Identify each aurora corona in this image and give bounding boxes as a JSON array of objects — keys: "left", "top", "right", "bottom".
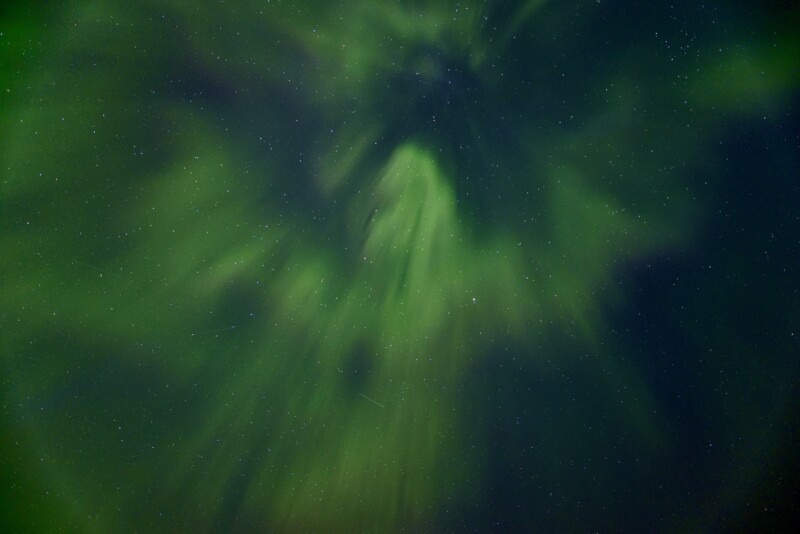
[{"left": 1, "top": 1, "right": 798, "bottom": 531}]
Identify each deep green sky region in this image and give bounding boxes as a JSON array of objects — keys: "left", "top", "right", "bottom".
[{"left": 2, "top": 1, "right": 799, "bottom": 532}]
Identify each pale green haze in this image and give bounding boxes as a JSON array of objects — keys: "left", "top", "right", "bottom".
[{"left": 2, "top": 1, "right": 798, "bottom": 531}]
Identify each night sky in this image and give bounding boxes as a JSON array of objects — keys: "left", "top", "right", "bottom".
[{"left": 2, "top": 1, "right": 799, "bottom": 532}]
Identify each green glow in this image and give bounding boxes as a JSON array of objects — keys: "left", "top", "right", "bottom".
[{"left": 2, "top": 1, "right": 798, "bottom": 531}]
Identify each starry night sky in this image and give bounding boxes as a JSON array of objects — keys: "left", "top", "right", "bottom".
[{"left": 2, "top": 1, "right": 799, "bottom": 532}]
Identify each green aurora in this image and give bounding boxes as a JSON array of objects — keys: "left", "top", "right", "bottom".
[{"left": 2, "top": 1, "right": 799, "bottom": 531}]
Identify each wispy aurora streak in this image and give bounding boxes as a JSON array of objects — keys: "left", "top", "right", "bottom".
[{"left": 1, "top": 0, "right": 798, "bottom": 531}]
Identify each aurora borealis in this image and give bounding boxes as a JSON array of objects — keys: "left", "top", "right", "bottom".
[{"left": 2, "top": 1, "right": 799, "bottom": 531}]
